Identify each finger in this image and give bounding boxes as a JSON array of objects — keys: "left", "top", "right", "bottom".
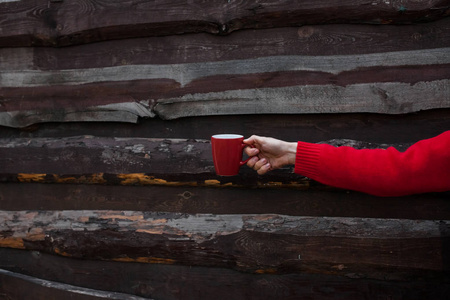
[
  {"left": 246, "top": 156, "right": 259, "bottom": 168},
  {"left": 254, "top": 158, "right": 267, "bottom": 170},
  {"left": 257, "top": 163, "right": 271, "bottom": 175},
  {"left": 244, "top": 146, "right": 259, "bottom": 156}
]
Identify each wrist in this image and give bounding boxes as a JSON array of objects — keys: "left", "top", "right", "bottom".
[{"left": 286, "top": 142, "right": 298, "bottom": 165}]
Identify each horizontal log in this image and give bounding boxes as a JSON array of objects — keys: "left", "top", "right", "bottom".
[
  {"left": 3, "top": 19, "right": 450, "bottom": 71},
  {"left": 0, "top": 136, "right": 213, "bottom": 175},
  {"left": 0, "top": 136, "right": 414, "bottom": 186},
  {"left": 1, "top": 48, "right": 449, "bottom": 127},
  {"left": 0, "top": 210, "right": 448, "bottom": 279},
  {"left": 0, "top": 269, "right": 149, "bottom": 300},
  {"left": 1, "top": 0, "right": 448, "bottom": 47},
  {"left": 1, "top": 249, "right": 448, "bottom": 300}
]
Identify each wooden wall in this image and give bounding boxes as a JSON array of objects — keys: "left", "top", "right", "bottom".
[{"left": 1, "top": 0, "right": 449, "bottom": 299}]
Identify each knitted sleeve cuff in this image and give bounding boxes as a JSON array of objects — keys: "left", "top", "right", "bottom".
[{"left": 294, "top": 141, "right": 322, "bottom": 179}]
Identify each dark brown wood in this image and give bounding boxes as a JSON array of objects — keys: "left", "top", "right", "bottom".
[
  {"left": 1, "top": 183, "right": 449, "bottom": 219},
  {"left": 0, "top": 269, "right": 149, "bottom": 300},
  {"left": 2, "top": 249, "right": 448, "bottom": 300},
  {"left": 1, "top": 210, "right": 448, "bottom": 280},
  {"left": 1, "top": 110, "right": 449, "bottom": 145},
  {"left": 2, "top": 19, "right": 449, "bottom": 71},
  {"left": 0, "top": 136, "right": 213, "bottom": 175},
  {"left": 1, "top": 0, "right": 448, "bottom": 47}
]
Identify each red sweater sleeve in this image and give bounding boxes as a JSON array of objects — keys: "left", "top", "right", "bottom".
[{"left": 294, "top": 131, "right": 450, "bottom": 197}]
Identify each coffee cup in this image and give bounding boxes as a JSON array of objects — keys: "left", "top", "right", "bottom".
[{"left": 211, "top": 134, "right": 252, "bottom": 176}]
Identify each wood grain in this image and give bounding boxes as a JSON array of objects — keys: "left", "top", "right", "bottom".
[
  {"left": 154, "top": 79, "right": 450, "bottom": 119},
  {"left": 2, "top": 249, "right": 448, "bottom": 300},
  {"left": 1, "top": 210, "right": 448, "bottom": 279},
  {"left": 1, "top": 47, "right": 449, "bottom": 127},
  {"left": 3, "top": 48, "right": 448, "bottom": 88},
  {"left": 1, "top": 0, "right": 448, "bottom": 47},
  {"left": 2, "top": 18, "right": 450, "bottom": 71},
  {"left": 0, "top": 136, "right": 213, "bottom": 175}
]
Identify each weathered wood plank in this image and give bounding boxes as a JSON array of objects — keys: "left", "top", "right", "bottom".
[
  {"left": 0, "top": 210, "right": 448, "bottom": 279},
  {"left": 1, "top": 48, "right": 449, "bottom": 127},
  {"left": 1, "top": 64, "right": 448, "bottom": 111},
  {"left": 2, "top": 249, "right": 448, "bottom": 300},
  {"left": 2, "top": 78, "right": 449, "bottom": 127},
  {"left": 154, "top": 79, "right": 450, "bottom": 120},
  {"left": 0, "top": 136, "right": 213, "bottom": 175},
  {"left": 1, "top": 0, "right": 448, "bottom": 47},
  {"left": 3, "top": 48, "right": 448, "bottom": 88},
  {"left": 1, "top": 183, "right": 449, "bottom": 219},
  {"left": 0, "top": 269, "right": 149, "bottom": 300},
  {"left": 3, "top": 19, "right": 450, "bottom": 71}
]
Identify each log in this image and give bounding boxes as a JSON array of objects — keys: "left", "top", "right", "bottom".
[
  {"left": 2, "top": 249, "right": 448, "bottom": 300},
  {"left": 1, "top": 0, "right": 448, "bottom": 47},
  {"left": 0, "top": 210, "right": 448, "bottom": 280},
  {"left": 0, "top": 136, "right": 416, "bottom": 186},
  {"left": 0, "top": 136, "right": 213, "bottom": 176}
]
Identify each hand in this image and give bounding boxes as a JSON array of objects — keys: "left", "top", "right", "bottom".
[{"left": 243, "top": 135, "right": 297, "bottom": 175}]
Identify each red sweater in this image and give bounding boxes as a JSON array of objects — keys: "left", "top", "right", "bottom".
[{"left": 294, "top": 131, "right": 450, "bottom": 197}]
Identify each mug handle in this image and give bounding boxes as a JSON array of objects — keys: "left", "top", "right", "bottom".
[{"left": 239, "top": 143, "right": 255, "bottom": 166}]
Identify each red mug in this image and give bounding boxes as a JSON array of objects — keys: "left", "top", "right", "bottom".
[{"left": 211, "top": 134, "right": 252, "bottom": 176}]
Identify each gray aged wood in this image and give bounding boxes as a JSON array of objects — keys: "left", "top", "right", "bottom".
[
  {"left": 3, "top": 48, "right": 448, "bottom": 87},
  {"left": 1, "top": 48, "right": 449, "bottom": 127},
  {"left": 1, "top": 210, "right": 448, "bottom": 278},
  {"left": 3, "top": 210, "right": 447, "bottom": 240},
  {"left": 154, "top": 80, "right": 450, "bottom": 119}
]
